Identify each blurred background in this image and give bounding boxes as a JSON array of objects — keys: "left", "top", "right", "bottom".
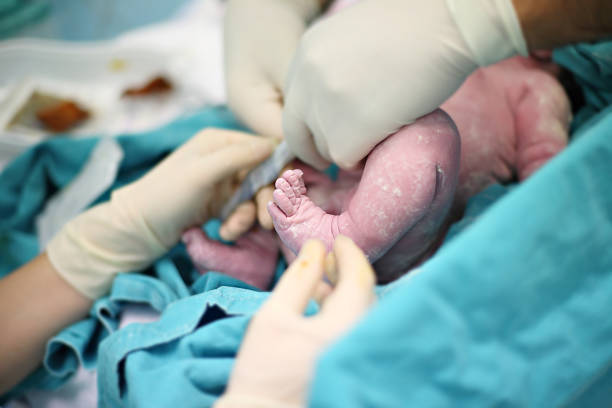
[{"left": 0, "top": 0, "right": 227, "bottom": 170}]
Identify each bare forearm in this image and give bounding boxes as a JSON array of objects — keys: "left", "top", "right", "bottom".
[
  {"left": 0, "top": 253, "right": 91, "bottom": 395},
  {"left": 513, "top": 0, "right": 612, "bottom": 49}
]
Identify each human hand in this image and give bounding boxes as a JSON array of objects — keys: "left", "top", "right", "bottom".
[
  {"left": 46, "top": 129, "right": 274, "bottom": 299},
  {"left": 224, "top": 0, "right": 322, "bottom": 139},
  {"left": 219, "top": 186, "right": 275, "bottom": 241},
  {"left": 283, "top": 0, "right": 527, "bottom": 169},
  {"left": 220, "top": 161, "right": 299, "bottom": 241},
  {"left": 215, "top": 236, "right": 376, "bottom": 408}
]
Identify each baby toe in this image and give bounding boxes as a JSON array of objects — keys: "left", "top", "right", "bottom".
[
  {"left": 273, "top": 188, "right": 296, "bottom": 216},
  {"left": 267, "top": 201, "right": 291, "bottom": 229}
]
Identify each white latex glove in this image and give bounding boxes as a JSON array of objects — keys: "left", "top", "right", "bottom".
[
  {"left": 215, "top": 236, "right": 376, "bottom": 408},
  {"left": 219, "top": 163, "right": 293, "bottom": 241},
  {"left": 283, "top": 0, "right": 528, "bottom": 169},
  {"left": 46, "top": 129, "right": 274, "bottom": 299},
  {"left": 224, "top": 0, "right": 322, "bottom": 139},
  {"left": 219, "top": 185, "right": 276, "bottom": 241}
]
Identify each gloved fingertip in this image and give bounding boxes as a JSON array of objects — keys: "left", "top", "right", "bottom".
[
  {"left": 324, "top": 252, "right": 338, "bottom": 285},
  {"left": 333, "top": 234, "right": 353, "bottom": 247},
  {"left": 307, "top": 156, "right": 332, "bottom": 171},
  {"left": 219, "top": 225, "right": 235, "bottom": 242},
  {"left": 258, "top": 209, "right": 274, "bottom": 230},
  {"left": 299, "top": 239, "right": 326, "bottom": 258},
  {"left": 334, "top": 156, "right": 362, "bottom": 171}
]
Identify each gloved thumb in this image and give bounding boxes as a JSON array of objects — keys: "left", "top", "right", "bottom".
[{"left": 204, "top": 138, "right": 276, "bottom": 181}]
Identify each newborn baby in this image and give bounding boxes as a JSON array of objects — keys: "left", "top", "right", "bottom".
[{"left": 183, "top": 56, "right": 571, "bottom": 287}]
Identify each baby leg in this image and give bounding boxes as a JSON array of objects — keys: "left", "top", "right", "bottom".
[
  {"left": 268, "top": 109, "right": 460, "bottom": 261},
  {"left": 514, "top": 72, "right": 571, "bottom": 180},
  {"left": 182, "top": 227, "right": 279, "bottom": 290}
]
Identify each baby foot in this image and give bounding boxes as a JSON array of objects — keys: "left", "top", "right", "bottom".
[
  {"left": 182, "top": 227, "right": 279, "bottom": 290},
  {"left": 271, "top": 169, "right": 307, "bottom": 218},
  {"left": 268, "top": 168, "right": 395, "bottom": 260},
  {"left": 267, "top": 169, "right": 338, "bottom": 255}
]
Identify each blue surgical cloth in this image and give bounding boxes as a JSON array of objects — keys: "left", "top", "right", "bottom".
[
  {"left": 308, "top": 43, "right": 612, "bottom": 407},
  {"left": 0, "top": 0, "right": 48, "bottom": 38},
  {"left": 554, "top": 41, "right": 612, "bottom": 134},
  {"left": 0, "top": 106, "right": 257, "bottom": 403},
  {"left": 2, "top": 0, "right": 192, "bottom": 40}
]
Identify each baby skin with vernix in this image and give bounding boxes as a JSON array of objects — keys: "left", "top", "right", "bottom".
[
  {"left": 184, "top": 56, "right": 571, "bottom": 286},
  {"left": 270, "top": 109, "right": 459, "bottom": 283}
]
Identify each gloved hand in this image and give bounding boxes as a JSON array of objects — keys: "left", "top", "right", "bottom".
[
  {"left": 219, "top": 185, "right": 276, "bottom": 241},
  {"left": 219, "top": 163, "right": 293, "bottom": 242},
  {"left": 224, "top": 0, "right": 322, "bottom": 140},
  {"left": 46, "top": 129, "right": 274, "bottom": 299},
  {"left": 283, "top": 0, "right": 528, "bottom": 169},
  {"left": 222, "top": 0, "right": 323, "bottom": 240},
  {"left": 215, "top": 236, "right": 376, "bottom": 408}
]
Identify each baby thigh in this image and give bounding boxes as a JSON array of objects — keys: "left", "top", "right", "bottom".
[{"left": 342, "top": 109, "right": 460, "bottom": 261}]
